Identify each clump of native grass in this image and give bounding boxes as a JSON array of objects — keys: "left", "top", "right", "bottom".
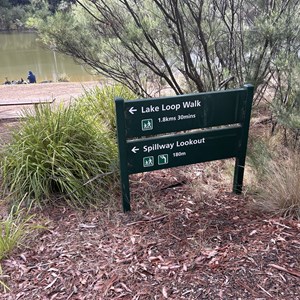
[
  {"left": 255, "top": 152, "right": 300, "bottom": 219},
  {"left": 0, "top": 84, "right": 136, "bottom": 208},
  {"left": 75, "top": 84, "right": 137, "bottom": 133},
  {"left": 248, "top": 137, "right": 300, "bottom": 219},
  {"left": 1, "top": 104, "right": 117, "bottom": 208},
  {"left": 0, "top": 202, "right": 41, "bottom": 291}
]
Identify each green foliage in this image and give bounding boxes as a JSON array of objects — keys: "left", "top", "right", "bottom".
[
  {"left": 75, "top": 84, "right": 137, "bottom": 133},
  {"left": 247, "top": 136, "right": 273, "bottom": 177},
  {"left": 270, "top": 57, "right": 300, "bottom": 149},
  {"left": 0, "top": 203, "right": 40, "bottom": 291},
  {"left": 0, "top": 205, "right": 34, "bottom": 261},
  {"left": 22, "top": 0, "right": 52, "bottom": 29},
  {"left": 1, "top": 102, "right": 118, "bottom": 208},
  {"left": 0, "top": 5, "right": 28, "bottom": 30},
  {"left": 36, "top": 0, "right": 300, "bottom": 98},
  {"left": 0, "top": 0, "right": 73, "bottom": 30},
  {"left": 0, "top": 0, "right": 11, "bottom": 8}
]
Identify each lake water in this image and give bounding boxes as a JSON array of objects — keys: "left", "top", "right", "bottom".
[{"left": 0, "top": 32, "right": 99, "bottom": 83}]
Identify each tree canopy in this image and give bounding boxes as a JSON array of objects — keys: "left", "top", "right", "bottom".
[
  {"left": 38, "top": 0, "right": 300, "bottom": 101},
  {"left": 0, "top": 0, "right": 76, "bottom": 30}
]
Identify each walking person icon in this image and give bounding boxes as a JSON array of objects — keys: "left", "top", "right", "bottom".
[{"left": 142, "top": 119, "right": 153, "bottom": 131}]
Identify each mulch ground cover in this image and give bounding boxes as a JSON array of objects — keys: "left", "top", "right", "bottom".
[{"left": 1, "top": 161, "right": 300, "bottom": 299}]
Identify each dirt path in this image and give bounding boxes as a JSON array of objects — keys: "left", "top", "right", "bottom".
[
  {"left": 1, "top": 164, "right": 300, "bottom": 299},
  {"left": 0, "top": 81, "right": 101, "bottom": 119}
]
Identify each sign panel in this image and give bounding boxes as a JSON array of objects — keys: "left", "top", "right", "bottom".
[
  {"left": 127, "top": 126, "right": 241, "bottom": 174},
  {"left": 115, "top": 85, "right": 254, "bottom": 212},
  {"left": 124, "top": 89, "right": 246, "bottom": 138}
]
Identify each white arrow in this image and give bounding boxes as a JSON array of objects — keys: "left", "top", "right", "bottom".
[
  {"left": 131, "top": 146, "right": 140, "bottom": 153},
  {"left": 129, "top": 107, "right": 137, "bottom": 115}
]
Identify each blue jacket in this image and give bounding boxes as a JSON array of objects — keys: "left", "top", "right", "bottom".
[{"left": 27, "top": 71, "right": 36, "bottom": 83}]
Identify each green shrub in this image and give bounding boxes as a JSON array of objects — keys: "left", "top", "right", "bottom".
[
  {"left": 247, "top": 136, "right": 273, "bottom": 178},
  {"left": 1, "top": 103, "right": 118, "bottom": 208},
  {"left": 1, "top": 84, "right": 137, "bottom": 208},
  {"left": 76, "top": 84, "right": 137, "bottom": 133}
]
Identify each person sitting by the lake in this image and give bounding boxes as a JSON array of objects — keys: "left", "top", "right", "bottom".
[{"left": 27, "top": 71, "right": 36, "bottom": 83}]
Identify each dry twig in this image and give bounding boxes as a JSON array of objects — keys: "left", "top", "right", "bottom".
[{"left": 268, "top": 264, "right": 300, "bottom": 278}]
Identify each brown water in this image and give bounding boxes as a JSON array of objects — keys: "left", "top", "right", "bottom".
[{"left": 0, "top": 32, "right": 99, "bottom": 83}]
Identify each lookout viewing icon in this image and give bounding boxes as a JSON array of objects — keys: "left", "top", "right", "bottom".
[{"left": 158, "top": 154, "right": 168, "bottom": 165}]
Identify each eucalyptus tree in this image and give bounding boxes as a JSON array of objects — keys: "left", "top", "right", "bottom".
[{"left": 39, "top": 0, "right": 300, "bottom": 100}]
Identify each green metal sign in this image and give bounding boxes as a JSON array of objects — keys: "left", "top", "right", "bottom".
[
  {"left": 127, "top": 126, "right": 241, "bottom": 174},
  {"left": 124, "top": 88, "right": 247, "bottom": 138},
  {"left": 115, "top": 84, "right": 254, "bottom": 212}
]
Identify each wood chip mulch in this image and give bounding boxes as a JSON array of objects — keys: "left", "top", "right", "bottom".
[{"left": 1, "top": 162, "right": 300, "bottom": 300}]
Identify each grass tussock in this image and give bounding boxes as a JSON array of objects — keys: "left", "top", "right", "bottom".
[
  {"left": 76, "top": 84, "right": 137, "bottom": 133},
  {"left": 0, "top": 206, "right": 36, "bottom": 261},
  {"left": 0, "top": 203, "right": 40, "bottom": 291},
  {"left": 1, "top": 103, "right": 118, "bottom": 208},
  {"left": 251, "top": 148, "right": 300, "bottom": 219},
  {"left": 0, "top": 84, "right": 137, "bottom": 209}
]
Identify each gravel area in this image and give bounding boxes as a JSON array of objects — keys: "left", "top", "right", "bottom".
[{"left": 0, "top": 81, "right": 101, "bottom": 119}]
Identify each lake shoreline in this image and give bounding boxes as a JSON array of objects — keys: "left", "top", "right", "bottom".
[
  {"left": 0, "top": 81, "right": 103, "bottom": 119},
  {"left": 0, "top": 80, "right": 102, "bottom": 101}
]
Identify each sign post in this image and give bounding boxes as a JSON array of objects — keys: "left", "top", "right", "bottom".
[{"left": 115, "top": 84, "right": 254, "bottom": 212}]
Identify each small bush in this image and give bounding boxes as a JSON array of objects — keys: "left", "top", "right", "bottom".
[
  {"left": 1, "top": 104, "right": 118, "bottom": 207},
  {"left": 76, "top": 84, "right": 137, "bottom": 133}
]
